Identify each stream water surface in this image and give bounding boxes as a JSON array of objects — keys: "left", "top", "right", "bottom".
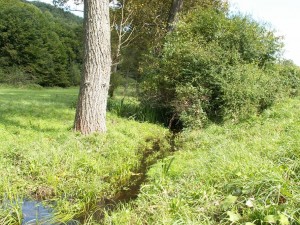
[{"left": 21, "top": 200, "right": 53, "bottom": 224}]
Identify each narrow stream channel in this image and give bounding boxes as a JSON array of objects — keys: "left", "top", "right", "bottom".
[
  {"left": 15, "top": 132, "right": 179, "bottom": 224},
  {"left": 88, "top": 132, "right": 179, "bottom": 222}
]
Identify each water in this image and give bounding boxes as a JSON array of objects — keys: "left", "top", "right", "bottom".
[{"left": 21, "top": 200, "right": 54, "bottom": 225}]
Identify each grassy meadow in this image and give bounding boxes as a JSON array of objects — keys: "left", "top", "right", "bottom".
[
  {"left": 0, "top": 85, "right": 300, "bottom": 224},
  {"left": 0, "top": 86, "right": 170, "bottom": 224},
  {"left": 1, "top": 0, "right": 300, "bottom": 224},
  {"left": 106, "top": 98, "right": 300, "bottom": 224}
]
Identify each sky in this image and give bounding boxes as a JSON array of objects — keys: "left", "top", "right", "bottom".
[
  {"left": 230, "top": 0, "right": 300, "bottom": 65},
  {"left": 28, "top": 0, "right": 299, "bottom": 65}
]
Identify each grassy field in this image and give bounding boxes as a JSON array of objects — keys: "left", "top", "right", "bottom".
[
  {"left": 0, "top": 86, "right": 170, "bottom": 224},
  {"left": 106, "top": 97, "right": 300, "bottom": 224},
  {"left": 1, "top": 86, "right": 300, "bottom": 224}
]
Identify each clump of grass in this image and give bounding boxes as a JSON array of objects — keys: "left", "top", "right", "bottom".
[
  {"left": 0, "top": 87, "right": 170, "bottom": 223},
  {"left": 106, "top": 97, "right": 300, "bottom": 224},
  {"left": 107, "top": 97, "right": 164, "bottom": 124}
]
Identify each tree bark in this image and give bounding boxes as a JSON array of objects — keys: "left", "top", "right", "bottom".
[
  {"left": 74, "top": 0, "right": 111, "bottom": 134},
  {"left": 167, "top": 0, "right": 184, "bottom": 31}
]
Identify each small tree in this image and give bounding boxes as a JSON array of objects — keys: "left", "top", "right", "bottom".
[{"left": 109, "top": 0, "right": 136, "bottom": 97}]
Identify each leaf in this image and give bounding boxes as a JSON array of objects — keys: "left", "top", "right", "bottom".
[
  {"left": 227, "top": 211, "right": 241, "bottom": 222},
  {"left": 222, "top": 195, "right": 238, "bottom": 210},
  {"left": 245, "top": 223, "right": 255, "bottom": 225},
  {"left": 280, "top": 187, "right": 292, "bottom": 198},
  {"left": 245, "top": 198, "right": 254, "bottom": 208},
  {"left": 236, "top": 172, "right": 242, "bottom": 177},
  {"left": 264, "top": 215, "right": 277, "bottom": 223},
  {"left": 279, "top": 214, "right": 289, "bottom": 225}
]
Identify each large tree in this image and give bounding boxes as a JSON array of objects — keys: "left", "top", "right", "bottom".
[
  {"left": 74, "top": 0, "right": 111, "bottom": 134},
  {"left": 54, "top": 0, "right": 226, "bottom": 134}
]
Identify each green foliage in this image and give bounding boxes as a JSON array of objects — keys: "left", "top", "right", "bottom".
[
  {"left": 0, "top": 67, "right": 32, "bottom": 85},
  {"left": 216, "top": 64, "right": 282, "bottom": 121},
  {"left": 141, "top": 8, "right": 295, "bottom": 128},
  {"left": 278, "top": 60, "right": 300, "bottom": 96},
  {"left": 0, "top": 0, "right": 83, "bottom": 87},
  {"left": 109, "top": 0, "right": 228, "bottom": 88}
]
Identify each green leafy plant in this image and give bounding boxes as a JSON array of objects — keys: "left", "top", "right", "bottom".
[{"left": 140, "top": 7, "right": 295, "bottom": 128}]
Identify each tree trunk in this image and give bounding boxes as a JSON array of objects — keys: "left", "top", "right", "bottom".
[
  {"left": 167, "top": 0, "right": 184, "bottom": 31},
  {"left": 74, "top": 0, "right": 111, "bottom": 134},
  {"left": 108, "top": 64, "right": 117, "bottom": 98}
]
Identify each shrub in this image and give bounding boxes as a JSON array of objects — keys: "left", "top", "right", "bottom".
[
  {"left": 278, "top": 60, "right": 300, "bottom": 96},
  {"left": 140, "top": 7, "right": 289, "bottom": 128},
  {"left": 0, "top": 67, "right": 34, "bottom": 85},
  {"left": 216, "top": 64, "right": 282, "bottom": 121}
]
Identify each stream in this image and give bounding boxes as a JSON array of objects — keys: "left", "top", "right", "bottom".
[
  {"left": 21, "top": 200, "right": 53, "bottom": 225},
  {"left": 13, "top": 132, "right": 179, "bottom": 224}
]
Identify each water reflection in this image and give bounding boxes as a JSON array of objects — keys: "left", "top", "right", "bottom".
[
  {"left": 22, "top": 201, "right": 53, "bottom": 225},
  {"left": 21, "top": 200, "right": 78, "bottom": 225}
]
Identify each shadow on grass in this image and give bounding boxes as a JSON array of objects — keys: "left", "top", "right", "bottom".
[
  {"left": 0, "top": 116, "right": 62, "bottom": 133},
  {"left": 0, "top": 88, "right": 78, "bottom": 133},
  {"left": 0, "top": 87, "right": 169, "bottom": 133},
  {"left": 107, "top": 98, "right": 167, "bottom": 126}
]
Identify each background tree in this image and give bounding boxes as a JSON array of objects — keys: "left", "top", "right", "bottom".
[
  {"left": 109, "top": 0, "right": 136, "bottom": 97},
  {"left": 167, "top": 0, "right": 184, "bottom": 31},
  {"left": 0, "top": 0, "right": 83, "bottom": 86}
]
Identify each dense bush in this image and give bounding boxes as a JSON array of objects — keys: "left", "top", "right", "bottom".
[
  {"left": 0, "top": 0, "right": 83, "bottom": 87},
  {"left": 278, "top": 60, "right": 300, "bottom": 97},
  {"left": 141, "top": 7, "right": 298, "bottom": 128}
]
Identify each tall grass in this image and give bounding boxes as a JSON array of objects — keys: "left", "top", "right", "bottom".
[
  {"left": 2, "top": 86, "right": 299, "bottom": 224},
  {"left": 106, "top": 97, "right": 300, "bottom": 224},
  {"left": 107, "top": 86, "right": 166, "bottom": 125},
  {"left": 0, "top": 87, "right": 169, "bottom": 223}
]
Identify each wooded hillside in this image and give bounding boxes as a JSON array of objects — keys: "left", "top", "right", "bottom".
[{"left": 0, "top": 0, "right": 83, "bottom": 87}]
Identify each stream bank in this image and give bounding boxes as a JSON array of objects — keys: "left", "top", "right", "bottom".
[
  {"left": 13, "top": 131, "right": 180, "bottom": 224},
  {"left": 77, "top": 131, "right": 180, "bottom": 223}
]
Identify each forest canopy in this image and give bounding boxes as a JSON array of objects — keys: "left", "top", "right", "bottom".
[{"left": 0, "top": 0, "right": 83, "bottom": 87}]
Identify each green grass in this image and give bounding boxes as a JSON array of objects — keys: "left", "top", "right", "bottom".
[
  {"left": 108, "top": 86, "right": 165, "bottom": 124},
  {"left": 1, "top": 86, "right": 300, "bottom": 224},
  {"left": 0, "top": 87, "right": 170, "bottom": 224},
  {"left": 106, "top": 97, "right": 300, "bottom": 224}
]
